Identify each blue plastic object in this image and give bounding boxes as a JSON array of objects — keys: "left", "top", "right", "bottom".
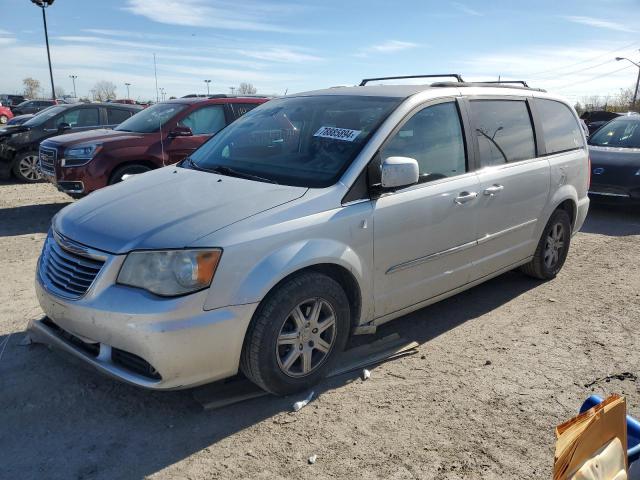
[{"left": 579, "top": 395, "right": 640, "bottom": 462}]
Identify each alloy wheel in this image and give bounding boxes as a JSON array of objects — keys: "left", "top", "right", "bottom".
[
  {"left": 18, "top": 155, "right": 42, "bottom": 181},
  {"left": 276, "top": 297, "right": 337, "bottom": 377},
  {"left": 543, "top": 223, "right": 565, "bottom": 269}
]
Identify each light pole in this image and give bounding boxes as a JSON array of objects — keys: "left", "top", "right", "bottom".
[
  {"left": 204, "top": 79, "right": 211, "bottom": 96},
  {"left": 615, "top": 55, "right": 640, "bottom": 108},
  {"left": 229, "top": 86, "right": 235, "bottom": 95},
  {"left": 31, "top": 0, "right": 56, "bottom": 100},
  {"left": 125, "top": 82, "right": 131, "bottom": 100},
  {"left": 69, "top": 75, "right": 77, "bottom": 98},
  {"left": 159, "top": 88, "right": 166, "bottom": 101}
]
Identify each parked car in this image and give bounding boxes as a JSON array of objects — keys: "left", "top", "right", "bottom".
[
  {"left": 0, "top": 102, "right": 142, "bottom": 182},
  {"left": 11, "top": 99, "right": 58, "bottom": 116},
  {"left": 588, "top": 115, "right": 640, "bottom": 204},
  {"left": 39, "top": 96, "right": 267, "bottom": 196},
  {"left": 581, "top": 110, "right": 622, "bottom": 135},
  {"left": 0, "top": 105, "right": 13, "bottom": 124},
  {"left": 7, "top": 113, "right": 34, "bottom": 126},
  {"left": 0, "top": 94, "right": 26, "bottom": 108},
  {"left": 30, "top": 78, "right": 589, "bottom": 394}
]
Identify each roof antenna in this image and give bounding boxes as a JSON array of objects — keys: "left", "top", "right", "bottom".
[
  {"left": 153, "top": 52, "right": 165, "bottom": 165},
  {"left": 153, "top": 53, "right": 159, "bottom": 103}
]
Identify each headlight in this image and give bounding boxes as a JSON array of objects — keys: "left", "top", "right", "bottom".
[
  {"left": 117, "top": 249, "right": 222, "bottom": 296},
  {"left": 62, "top": 143, "right": 102, "bottom": 167},
  {"left": 635, "top": 168, "right": 640, "bottom": 176}
]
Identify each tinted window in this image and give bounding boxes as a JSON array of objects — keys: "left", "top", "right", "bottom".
[
  {"left": 537, "top": 99, "right": 584, "bottom": 154},
  {"left": 24, "top": 106, "right": 67, "bottom": 126},
  {"left": 381, "top": 102, "right": 466, "bottom": 183},
  {"left": 233, "top": 103, "right": 259, "bottom": 118},
  {"left": 58, "top": 108, "right": 100, "bottom": 128},
  {"left": 589, "top": 118, "right": 640, "bottom": 148},
  {"left": 107, "top": 108, "right": 133, "bottom": 125},
  {"left": 470, "top": 100, "right": 535, "bottom": 166},
  {"left": 115, "top": 103, "right": 187, "bottom": 133},
  {"left": 179, "top": 105, "right": 226, "bottom": 135},
  {"left": 187, "top": 95, "right": 400, "bottom": 188}
]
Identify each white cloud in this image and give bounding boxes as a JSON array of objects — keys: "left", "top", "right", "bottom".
[
  {"left": 451, "top": 2, "right": 483, "bottom": 16},
  {"left": 564, "top": 16, "right": 636, "bottom": 33},
  {"left": 124, "top": 0, "right": 313, "bottom": 33},
  {"left": 237, "top": 47, "right": 323, "bottom": 63},
  {"left": 355, "top": 40, "right": 418, "bottom": 58},
  {"left": 0, "top": 29, "right": 12, "bottom": 35}
]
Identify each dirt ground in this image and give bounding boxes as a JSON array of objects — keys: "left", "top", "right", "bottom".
[{"left": 1, "top": 180, "right": 639, "bottom": 480}]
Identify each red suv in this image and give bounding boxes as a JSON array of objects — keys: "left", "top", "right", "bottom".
[{"left": 39, "top": 96, "right": 268, "bottom": 196}]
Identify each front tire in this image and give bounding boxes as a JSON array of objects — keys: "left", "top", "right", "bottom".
[
  {"left": 109, "top": 164, "right": 151, "bottom": 185},
  {"left": 240, "top": 272, "right": 350, "bottom": 396},
  {"left": 12, "top": 151, "right": 42, "bottom": 182},
  {"left": 0, "top": 115, "right": 8, "bottom": 124},
  {"left": 521, "top": 209, "right": 572, "bottom": 280}
]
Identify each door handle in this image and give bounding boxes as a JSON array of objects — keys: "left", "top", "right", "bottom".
[
  {"left": 454, "top": 191, "right": 478, "bottom": 205},
  {"left": 483, "top": 184, "right": 504, "bottom": 196}
]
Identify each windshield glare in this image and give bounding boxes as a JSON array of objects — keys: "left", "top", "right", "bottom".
[
  {"left": 589, "top": 118, "right": 640, "bottom": 148},
  {"left": 186, "top": 95, "right": 400, "bottom": 187},
  {"left": 115, "top": 103, "right": 186, "bottom": 133},
  {"left": 23, "top": 106, "right": 67, "bottom": 126}
]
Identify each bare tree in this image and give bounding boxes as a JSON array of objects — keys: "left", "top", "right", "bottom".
[
  {"left": 55, "top": 86, "right": 66, "bottom": 98},
  {"left": 92, "top": 81, "right": 117, "bottom": 101},
  {"left": 237, "top": 82, "right": 257, "bottom": 95},
  {"left": 23, "top": 77, "right": 41, "bottom": 99}
]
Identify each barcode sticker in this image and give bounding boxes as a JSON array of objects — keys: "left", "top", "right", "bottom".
[{"left": 313, "top": 126, "right": 362, "bottom": 142}]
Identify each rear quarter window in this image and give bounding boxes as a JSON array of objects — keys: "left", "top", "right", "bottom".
[
  {"left": 536, "top": 99, "right": 584, "bottom": 154},
  {"left": 107, "top": 108, "right": 133, "bottom": 125}
]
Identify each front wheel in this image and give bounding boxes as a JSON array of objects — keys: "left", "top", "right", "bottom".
[
  {"left": 240, "top": 272, "right": 351, "bottom": 395},
  {"left": 109, "top": 164, "right": 151, "bottom": 185},
  {"left": 0, "top": 115, "right": 8, "bottom": 124},
  {"left": 12, "top": 151, "right": 42, "bottom": 182},
  {"left": 521, "top": 209, "right": 572, "bottom": 280}
]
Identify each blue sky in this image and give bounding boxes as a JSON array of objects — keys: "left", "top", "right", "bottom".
[{"left": 1, "top": 0, "right": 639, "bottom": 103}]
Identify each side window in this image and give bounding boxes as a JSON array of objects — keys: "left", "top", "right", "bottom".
[
  {"left": 536, "top": 99, "right": 584, "bottom": 154},
  {"left": 179, "top": 105, "right": 226, "bottom": 135},
  {"left": 58, "top": 108, "right": 100, "bottom": 128},
  {"left": 469, "top": 100, "right": 536, "bottom": 166},
  {"left": 380, "top": 102, "right": 466, "bottom": 183},
  {"left": 107, "top": 108, "right": 133, "bottom": 125},
  {"left": 232, "top": 103, "right": 259, "bottom": 118}
]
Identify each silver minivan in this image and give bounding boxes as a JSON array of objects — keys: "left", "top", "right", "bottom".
[{"left": 31, "top": 78, "right": 590, "bottom": 395}]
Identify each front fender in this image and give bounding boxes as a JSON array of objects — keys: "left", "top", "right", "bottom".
[{"left": 203, "top": 238, "right": 368, "bottom": 314}]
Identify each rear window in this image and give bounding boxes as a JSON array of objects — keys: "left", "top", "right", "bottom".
[
  {"left": 469, "top": 100, "right": 536, "bottom": 166},
  {"left": 588, "top": 118, "right": 640, "bottom": 148},
  {"left": 536, "top": 99, "right": 584, "bottom": 154},
  {"left": 107, "top": 108, "right": 133, "bottom": 125}
]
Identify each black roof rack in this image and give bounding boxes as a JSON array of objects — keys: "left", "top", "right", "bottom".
[
  {"left": 359, "top": 74, "right": 464, "bottom": 86},
  {"left": 474, "top": 80, "right": 530, "bottom": 87}
]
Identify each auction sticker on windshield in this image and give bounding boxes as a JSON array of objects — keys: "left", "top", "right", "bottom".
[{"left": 314, "top": 126, "right": 362, "bottom": 142}]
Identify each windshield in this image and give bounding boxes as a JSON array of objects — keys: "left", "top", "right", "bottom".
[
  {"left": 589, "top": 118, "right": 640, "bottom": 148},
  {"left": 115, "top": 103, "right": 186, "bottom": 133},
  {"left": 23, "top": 106, "right": 67, "bottom": 126},
  {"left": 185, "top": 95, "right": 400, "bottom": 187}
]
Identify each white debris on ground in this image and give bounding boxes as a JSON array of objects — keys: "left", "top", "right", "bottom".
[{"left": 292, "top": 390, "right": 314, "bottom": 412}]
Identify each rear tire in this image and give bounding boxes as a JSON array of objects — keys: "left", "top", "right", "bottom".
[
  {"left": 12, "top": 151, "right": 42, "bottom": 183},
  {"left": 109, "top": 164, "right": 151, "bottom": 185},
  {"left": 521, "top": 209, "right": 572, "bottom": 280},
  {"left": 240, "top": 272, "right": 350, "bottom": 396},
  {"left": 0, "top": 115, "right": 8, "bottom": 124}
]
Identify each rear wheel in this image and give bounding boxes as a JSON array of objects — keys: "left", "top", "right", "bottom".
[
  {"left": 0, "top": 115, "right": 8, "bottom": 124},
  {"left": 521, "top": 209, "right": 572, "bottom": 280},
  {"left": 240, "top": 272, "right": 350, "bottom": 395},
  {"left": 12, "top": 151, "right": 42, "bottom": 182},
  {"left": 109, "top": 164, "right": 151, "bottom": 185}
]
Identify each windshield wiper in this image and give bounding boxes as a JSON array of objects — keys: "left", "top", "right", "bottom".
[
  {"left": 208, "top": 165, "right": 278, "bottom": 184},
  {"left": 180, "top": 156, "right": 207, "bottom": 171}
]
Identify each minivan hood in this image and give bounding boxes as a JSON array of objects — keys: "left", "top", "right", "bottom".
[
  {"left": 54, "top": 166, "right": 307, "bottom": 254},
  {"left": 46, "top": 129, "right": 147, "bottom": 146}
]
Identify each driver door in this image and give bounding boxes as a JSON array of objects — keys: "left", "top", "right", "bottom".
[{"left": 373, "top": 99, "right": 481, "bottom": 318}]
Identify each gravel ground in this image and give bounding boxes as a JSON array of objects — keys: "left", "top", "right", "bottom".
[{"left": 1, "top": 180, "right": 639, "bottom": 480}]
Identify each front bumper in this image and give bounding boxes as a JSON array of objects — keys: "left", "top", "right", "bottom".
[{"left": 32, "top": 263, "right": 258, "bottom": 390}]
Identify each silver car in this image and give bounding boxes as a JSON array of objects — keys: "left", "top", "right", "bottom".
[{"left": 30, "top": 79, "right": 590, "bottom": 395}]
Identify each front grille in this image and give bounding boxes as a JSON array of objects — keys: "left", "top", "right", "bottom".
[
  {"left": 112, "top": 348, "right": 162, "bottom": 380},
  {"left": 39, "top": 145, "right": 57, "bottom": 175},
  {"left": 39, "top": 234, "right": 105, "bottom": 299}
]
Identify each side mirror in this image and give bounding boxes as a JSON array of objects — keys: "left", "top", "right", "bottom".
[
  {"left": 169, "top": 125, "right": 193, "bottom": 137},
  {"left": 380, "top": 156, "right": 419, "bottom": 189},
  {"left": 57, "top": 122, "right": 71, "bottom": 133}
]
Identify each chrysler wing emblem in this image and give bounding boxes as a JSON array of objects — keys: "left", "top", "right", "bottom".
[{"left": 592, "top": 167, "right": 605, "bottom": 175}]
